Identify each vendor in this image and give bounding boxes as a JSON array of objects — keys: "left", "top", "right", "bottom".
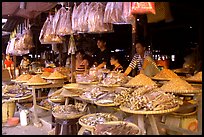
[
  {"left": 110, "top": 54, "right": 123, "bottom": 72},
  {"left": 94, "top": 37, "right": 111, "bottom": 70},
  {"left": 75, "top": 49, "right": 89, "bottom": 74},
  {"left": 20, "top": 56, "right": 30, "bottom": 69},
  {"left": 4, "top": 54, "right": 14, "bottom": 79},
  {"left": 124, "top": 40, "right": 159, "bottom": 77}
]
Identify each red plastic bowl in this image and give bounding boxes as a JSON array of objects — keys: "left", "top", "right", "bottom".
[{"left": 7, "top": 117, "right": 20, "bottom": 126}]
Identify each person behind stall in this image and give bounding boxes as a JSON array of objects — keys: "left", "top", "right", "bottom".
[
  {"left": 110, "top": 53, "right": 124, "bottom": 72},
  {"left": 20, "top": 56, "right": 30, "bottom": 69},
  {"left": 75, "top": 49, "right": 89, "bottom": 74},
  {"left": 4, "top": 54, "right": 14, "bottom": 79},
  {"left": 94, "top": 37, "right": 111, "bottom": 70},
  {"left": 124, "top": 40, "right": 159, "bottom": 77}
]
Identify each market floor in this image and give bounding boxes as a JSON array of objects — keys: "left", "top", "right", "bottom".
[{"left": 2, "top": 124, "right": 49, "bottom": 135}]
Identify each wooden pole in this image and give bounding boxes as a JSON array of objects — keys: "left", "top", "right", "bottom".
[{"left": 71, "top": 54, "right": 76, "bottom": 83}]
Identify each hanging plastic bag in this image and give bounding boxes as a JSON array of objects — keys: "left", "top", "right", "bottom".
[
  {"left": 111, "top": 2, "right": 124, "bottom": 23},
  {"left": 131, "top": 2, "right": 156, "bottom": 15},
  {"left": 122, "top": 2, "right": 135, "bottom": 24},
  {"left": 55, "top": 6, "right": 68, "bottom": 35},
  {"left": 104, "top": 2, "right": 113, "bottom": 23},
  {"left": 62, "top": 8, "right": 73, "bottom": 35},
  {"left": 72, "top": 3, "right": 79, "bottom": 32},
  {"left": 68, "top": 35, "right": 77, "bottom": 55},
  {"left": 39, "top": 17, "right": 49, "bottom": 44}
]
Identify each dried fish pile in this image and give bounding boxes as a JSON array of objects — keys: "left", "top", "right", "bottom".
[
  {"left": 94, "top": 122, "right": 140, "bottom": 135},
  {"left": 79, "top": 113, "right": 117, "bottom": 127},
  {"left": 115, "top": 86, "right": 179, "bottom": 111}
]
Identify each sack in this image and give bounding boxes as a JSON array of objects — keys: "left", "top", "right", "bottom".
[{"left": 143, "top": 56, "right": 160, "bottom": 77}]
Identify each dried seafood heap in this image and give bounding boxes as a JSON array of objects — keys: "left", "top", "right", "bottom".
[
  {"left": 79, "top": 113, "right": 118, "bottom": 127},
  {"left": 46, "top": 71, "right": 66, "bottom": 79},
  {"left": 186, "top": 71, "right": 202, "bottom": 81},
  {"left": 153, "top": 68, "right": 180, "bottom": 79},
  {"left": 15, "top": 74, "right": 32, "bottom": 82},
  {"left": 52, "top": 103, "right": 86, "bottom": 118},
  {"left": 27, "top": 75, "right": 47, "bottom": 84},
  {"left": 160, "top": 78, "right": 196, "bottom": 91},
  {"left": 125, "top": 74, "right": 157, "bottom": 87},
  {"left": 115, "top": 86, "right": 179, "bottom": 111},
  {"left": 40, "top": 71, "right": 51, "bottom": 78},
  {"left": 94, "top": 122, "right": 140, "bottom": 135}
]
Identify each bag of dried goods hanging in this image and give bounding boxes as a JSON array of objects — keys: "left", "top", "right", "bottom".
[
  {"left": 104, "top": 2, "right": 114, "bottom": 23},
  {"left": 111, "top": 2, "right": 124, "bottom": 23},
  {"left": 77, "top": 2, "right": 90, "bottom": 32},
  {"left": 72, "top": 3, "right": 79, "bottom": 33},
  {"left": 63, "top": 8, "right": 73, "bottom": 35},
  {"left": 39, "top": 16, "right": 49, "bottom": 44},
  {"left": 88, "top": 2, "right": 107, "bottom": 33},
  {"left": 122, "top": 2, "right": 135, "bottom": 24},
  {"left": 43, "top": 15, "right": 54, "bottom": 43},
  {"left": 21, "top": 29, "right": 34, "bottom": 50},
  {"left": 131, "top": 2, "right": 156, "bottom": 14},
  {"left": 55, "top": 6, "right": 68, "bottom": 35}
]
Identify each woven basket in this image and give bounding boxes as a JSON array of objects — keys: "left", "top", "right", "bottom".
[{"left": 2, "top": 100, "right": 16, "bottom": 123}]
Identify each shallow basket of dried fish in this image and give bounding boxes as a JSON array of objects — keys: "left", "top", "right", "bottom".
[
  {"left": 92, "top": 121, "right": 141, "bottom": 135},
  {"left": 10, "top": 94, "right": 33, "bottom": 101},
  {"left": 94, "top": 100, "right": 120, "bottom": 107},
  {"left": 162, "top": 89, "right": 202, "bottom": 94},
  {"left": 78, "top": 113, "right": 119, "bottom": 131},
  {"left": 24, "top": 82, "right": 51, "bottom": 86},
  {"left": 120, "top": 105, "right": 180, "bottom": 115}
]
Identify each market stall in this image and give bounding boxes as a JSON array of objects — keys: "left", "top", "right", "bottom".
[{"left": 2, "top": 2, "right": 202, "bottom": 135}]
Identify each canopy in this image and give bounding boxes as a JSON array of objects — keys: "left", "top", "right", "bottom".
[{"left": 2, "top": 2, "right": 57, "bottom": 19}]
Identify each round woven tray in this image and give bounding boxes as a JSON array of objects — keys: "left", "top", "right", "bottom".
[
  {"left": 25, "top": 82, "right": 51, "bottom": 86},
  {"left": 120, "top": 105, "right": 180, "bottom": 115},
  {"left": 38, "top": 105, "right": 51, "bottom": 111},
  {"left": 98, "top": 84, "right": 121, "bottom": 88},
  {"left": 162, "top": 89, "right": 202, "bottom": 94},
  {"left": 94, "top": 100, "right": 120, "bottom": 107},
  {"left": 52, "top": 112, "right": 85, "bottom": 119},
  {"left": 10, "top": 94, "right": 33, "bottom": 101},
  {"left": 45, "top": 76, "right": 67, "bottom": 80},
  {"left": 48, "top": 98, "right": 65, "bottom": 103},
  {"left": 151, "top": 77, "right": 171, "bottom": 81},
  {"left": 78, "top": 113, "right": 118, "bottom": 130},
  {"left": 185, "top": 79, "right": 202, "bottom": 83},
  {"left": 92, "top": 121, "right": 141, "bottom": 135},
  {"left": 78, "top": 82, "right": 99, "bottom": 85},
  {"left": 79, "top": 95, "right": 96, "bottom": 102}
]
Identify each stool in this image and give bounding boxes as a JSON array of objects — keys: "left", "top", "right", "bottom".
[{"left": 54, "top": 117, "right": 81, "bottom": 135}]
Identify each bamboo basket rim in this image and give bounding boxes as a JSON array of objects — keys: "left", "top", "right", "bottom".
[
  {"left": 94, "top": 100, "right": 120, "bottom": 107},
  {"left": 120, "top": 105, "right": 180, "bottom": 114},
  {"left": 10, "top": 94, "right": 33, "bottom": 101},
  {"left": 98, "top": 84, "right": 121, "bottom": 87},
  {"left": 79, "top": 113, "right": 119, "bottom": 130},
  {"left": 185, "top": 79, "right": 202, "bottom": 83},
  {"left": 24, "top": 82, "right": 51, "bottom": 86},
  {"left": 151, "top": 77, "right": 172, "bottom": 81},
  {"left": 45, "top": 76, "right": 67, "bottom": 80},
  {"left": 79, "top": 95, "right": 96, "bottom": 102},
  {"left": 78, "top": 81, "right": 99, "bottom": 85},
  {"left": 37, "top": 105, "right": 51, "bottom": 111},
  {"left": 162, "top": 89, "right": 202, "bottom": 94},
  {"left": 92, "top": 121, "right": 141, "bottom": 135},
  {"left": 52, "top": 112, "right": 85, "bottom": 119},
  {"left": 48, "top": 98, "right": 65, "bottom": 103}
]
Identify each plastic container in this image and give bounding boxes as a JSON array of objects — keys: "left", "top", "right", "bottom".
[
  {"left": 7, "top": 117, "right": 19, "bottom": 126},
  {"left": 20, "top": 109, "right": 30, "bottom": 126}
]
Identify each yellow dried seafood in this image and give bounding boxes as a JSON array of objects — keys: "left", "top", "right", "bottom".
[
  {"left": 46, "top": 71, "right": 66, "bottom": 79},
  {"left": 27, "top": 75, "right": 47, "bottom": 84},
  {"left": 153, "top": 68, "right": 180, "bottom": 79},
  {"left": 186, "top": 71, "right": 202, "bottom": 81},
  {"left": 125, "top": 74, "right": 156, "bottom": 86},
  {"left": 40, "top": 71, "right": 51, "bottom": 78},
  {"left": 15, "top": 74, "right": 32, "bottom": 82},
  {"left": 160, "top": 78, "right": 196, "bottom": 91}
]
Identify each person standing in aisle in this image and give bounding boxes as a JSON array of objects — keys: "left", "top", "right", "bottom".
[
  {"left": 94, "top": 37, "right": 111, "bottom": 70},
  {"left": 124, "top": 40, "right": 159, "bottom": 77}
]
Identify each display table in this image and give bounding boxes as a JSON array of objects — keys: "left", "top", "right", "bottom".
[{"left": 25, "top": 83, "right": 64, "bottom": 127}]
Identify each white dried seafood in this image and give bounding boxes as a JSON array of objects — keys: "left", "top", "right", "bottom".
[{"left": 79, "top": 113, "right": 118, "bottom": 127}]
